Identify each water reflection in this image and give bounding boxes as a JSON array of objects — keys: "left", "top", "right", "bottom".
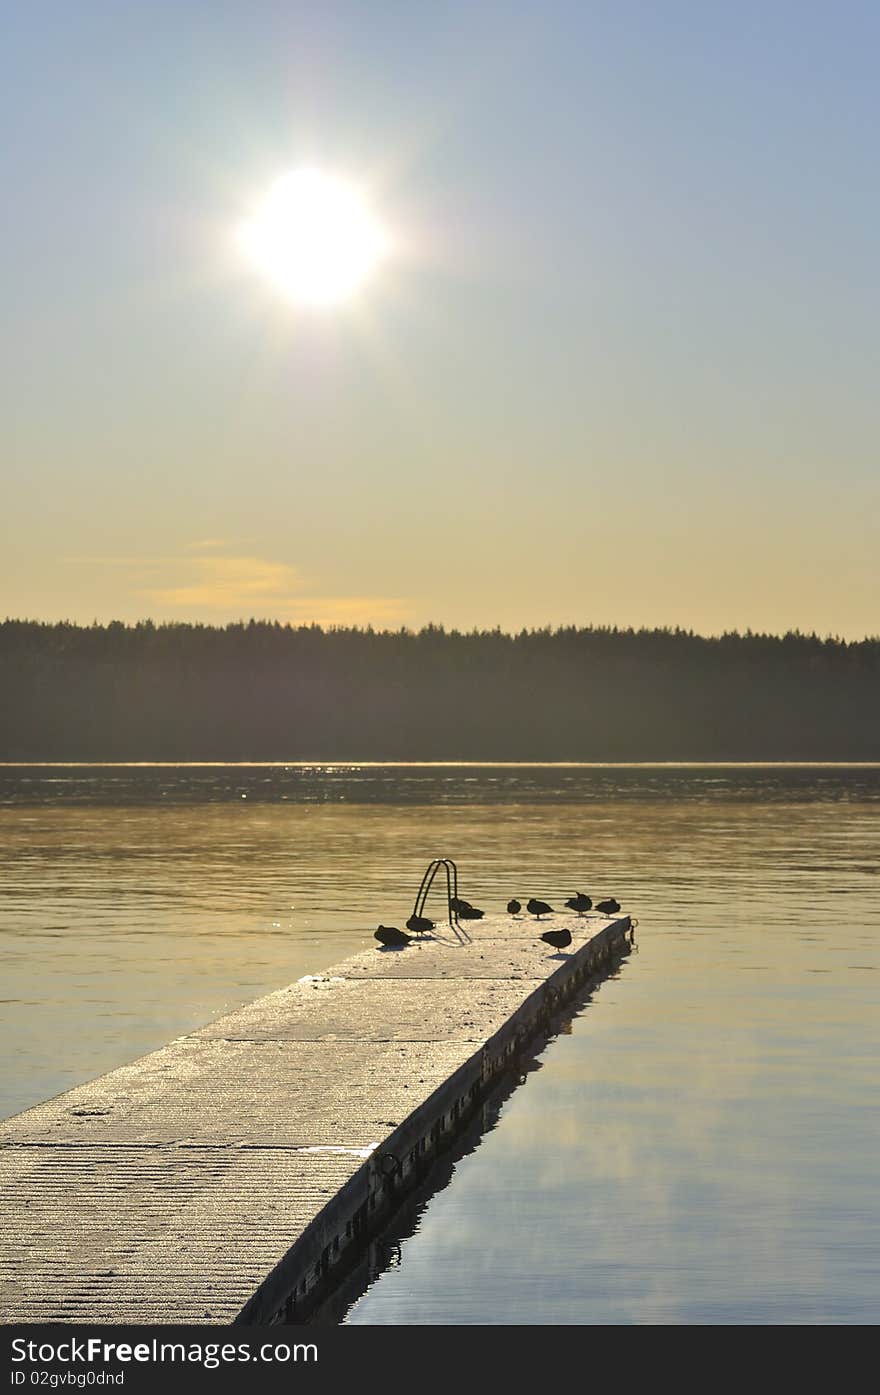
[
  {"left": 311, "top": 1012, "right": 576, "bottom": 1326},
  {"left": 3, "top": 762, "right": 880, "bottom": 807}
]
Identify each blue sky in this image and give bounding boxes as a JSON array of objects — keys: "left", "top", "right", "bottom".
[{"left": 3, "top": 1, "right": 878, "bottom": 635}]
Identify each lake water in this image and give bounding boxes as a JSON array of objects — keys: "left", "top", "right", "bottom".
[{"left": 2, "top": 764, "right": 878, "bottom": 1324}]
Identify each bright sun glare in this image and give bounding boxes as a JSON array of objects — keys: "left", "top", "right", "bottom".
[{"left": 239, "top": 169, "right": 388, "bottom": 307}]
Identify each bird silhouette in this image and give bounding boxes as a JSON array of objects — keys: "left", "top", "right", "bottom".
[
  {"left": 406, "top": 914, "right": 433, "bottom": 935},
  {"left": 564, "top": 892, "right": 592, "bottom": 914},
  {"left": 540, "top": 928, "right": 572, "bottom": 950},
  {"left": 374, "top": 924, "right": 412, "bottom": 948},
  {"left": 450, "top": 897, "right": 484, "bottom": 919},
  {"left": 507, "top": 898, "right": 522, "bottom": 915},
  {"left": 527, "top": 898, "right": 554, "bottom": 919},
  {"left": 595, "top": 898, "right": 621, "bottom": 915}
]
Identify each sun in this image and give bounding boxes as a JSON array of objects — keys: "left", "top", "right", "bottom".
[{"left": 238, "top": 168, "right": 388, "bottom": 307}]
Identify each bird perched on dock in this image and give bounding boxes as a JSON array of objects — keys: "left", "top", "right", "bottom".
[
  {"left": 405, "top": 914, "right": 433, "bottom": 935},
  {"left": 374, "top": 924, "right": 412, "bottom": 948},
  {"left": 595, "top": 897, "right": 621, "bottom": 915},
  {"left": 507, "top": 898, "right": 522, "bottom": 916},
  {"left": 526, "top": 898, "right": 554, "bottom": 919},
  {"left": 564, "top": 892, "right": 592, "bottom": 915},
  {"left": 540, "top": 928, "right": 572, "bottom": 950},
  {"left": 451, "top": 897, "right": 485, "bottom": 919}
]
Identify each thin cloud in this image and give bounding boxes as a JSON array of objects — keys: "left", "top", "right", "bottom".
[
  {"left": 135, "top": 553, "right": 410, "bottom": 627},
  {"left": 63, "top": 550, "right": 411, "bottom": 626},
  {"left": 143, "top": 555, "right": 305, "bottom": 607},
  {"left": 183, "top": 538, "right": 253, "bottom": 552}
]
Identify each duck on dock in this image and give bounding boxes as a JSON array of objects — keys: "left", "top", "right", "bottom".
[
  {"left": 595, "top": 898, "right": 621, "bottom": 915},
  {"left": 540, "top": 928, "right": 572, "bottom": 950},
  {"left": 564, "top": 892, "right": 592, "bottom": 914},
  {"left": 507, "top": 898, "right": 522, "bottom": 916},
  {"left": 374, "top": 925, "right": 412, "bottom": 948},
  {"left": 406, "top": 914, "right": 434, "bottom": 935},
  {"left": 526, "top": 898, "right": 554, "bottom": 919},
  {"left": 451, "top": 897, "right": 485, "bottom": 919}
]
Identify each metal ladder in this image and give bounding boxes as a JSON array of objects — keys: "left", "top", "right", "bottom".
[{"left": 411, "top": 857, "right": 472, "bottom": 942}]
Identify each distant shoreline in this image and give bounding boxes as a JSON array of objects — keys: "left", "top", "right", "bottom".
[
  {"left": 4, "top": 621, "right": 878, "bottom": 762},
  {"left": 2, "top": 760, "right": 880, "bottom": 769}
]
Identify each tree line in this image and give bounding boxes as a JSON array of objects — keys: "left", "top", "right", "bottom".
[{"left": 1, "top": 618, "right": 878, "bottom": 760}]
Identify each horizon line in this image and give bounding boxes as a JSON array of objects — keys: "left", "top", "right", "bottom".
[
  {"left": 2, "top": 761, "right": 880, "bottom": 770},
  {"left": 3, "top": 617, "right": 879, "bottom": 644}
]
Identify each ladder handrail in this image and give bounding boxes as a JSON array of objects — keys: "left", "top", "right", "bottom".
[
  {"left": 411, "top": 857, "right": 470, "bottom": 940},
  {"left": 413, "top": 856, "right": 458, "bottom": 925}
]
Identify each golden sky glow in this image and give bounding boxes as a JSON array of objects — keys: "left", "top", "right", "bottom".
[{"left": 2, "top": 4, "right": 878, "bottom": 637}]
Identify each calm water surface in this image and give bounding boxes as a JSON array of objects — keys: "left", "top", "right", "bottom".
[{"left": 2, "top": 764, "right": 878, "bottom": 1324}]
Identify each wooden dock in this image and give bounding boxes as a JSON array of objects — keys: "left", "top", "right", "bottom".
[{"left": 0, "top": 912, "right": 631, "bottom": 1324}]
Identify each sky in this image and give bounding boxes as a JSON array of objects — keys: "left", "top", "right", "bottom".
[{"left": 3, "top": 1, "right": 878, "bottom": 638}]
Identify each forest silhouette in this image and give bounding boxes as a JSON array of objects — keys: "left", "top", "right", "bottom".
[{"left": 1, "top": 619, "right": 878, "bottom": 761}]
